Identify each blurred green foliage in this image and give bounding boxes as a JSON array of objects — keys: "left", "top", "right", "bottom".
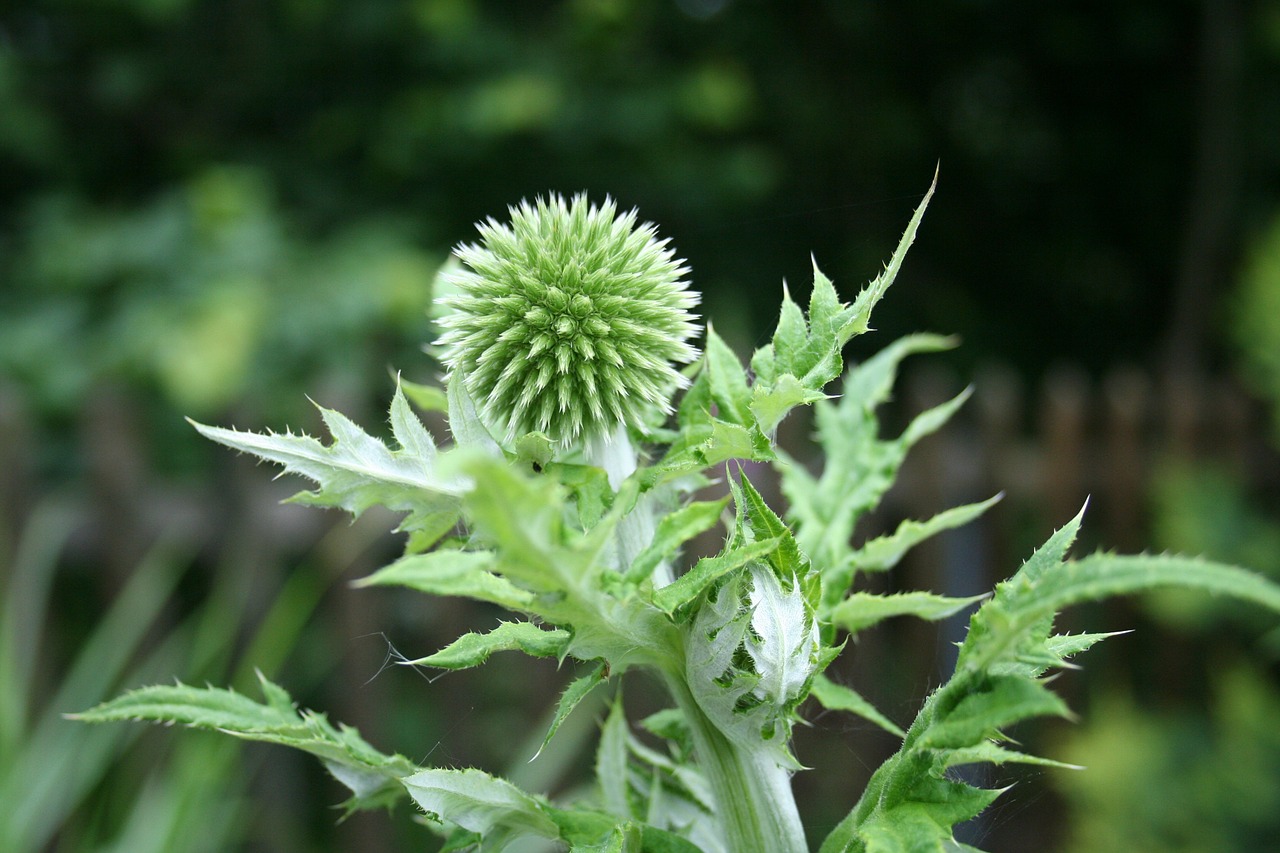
[
  {"left": 2, "top": 166, "right": 436, "bottom": 421},
  {"left": 1057, "top": 664, "right": 1280, "bottom": 853},
  {"left": 1145, "top": 461, "right": 1280, "bottom": 636},
  {"left": 1053, "top": 210, "right": 1280, "bottom": 852},
  {"left": 7, "top": 0, "right": 1280, "bottom": 408},
  {"left": 1, "top": 500, "right": 251, "bottom": 853},
  {"left": 1234, "top": 213, "right": 1280, "bottom": 444}
]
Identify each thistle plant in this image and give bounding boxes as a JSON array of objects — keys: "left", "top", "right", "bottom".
[
  {"left": 76, "top": 181, "right": 1280, "bottom": 852},
  {"left": 436, "top": 194, "right": 699, "bottom": 446}
]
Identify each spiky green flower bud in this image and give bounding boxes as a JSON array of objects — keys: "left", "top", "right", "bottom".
[{"left": 436, "top": 193, "right": 700, "bottom": 444}]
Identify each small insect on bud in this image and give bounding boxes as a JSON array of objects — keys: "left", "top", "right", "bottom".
[{"left": 435, "top": 193, "right": 701, "bottom": 445}]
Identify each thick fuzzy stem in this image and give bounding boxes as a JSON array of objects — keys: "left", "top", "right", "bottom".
[
  {"left": 585, "top": 423, "right": 638, "bottom": 491},
  {"left": 584, "top": 426, "right": 672, "bottom": 586},
  {"left": 663, "top": 675, "right": 807, "bottom": 853}
]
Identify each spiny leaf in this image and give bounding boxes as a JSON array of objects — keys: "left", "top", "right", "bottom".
[
  {"left": 446, "top": 369, "right": 503, "bottom": 455},
  {"left": 849, "top": 789, "right": 1002, "bottom": 853},
  {"left": 918, "top": 676, "right": 1071, "bottom": 750},
  {"left": 626, "top": 496, "right": 730, "bottom": 585},
  {"left": 784, "top": 262, "right": 854, "bottom": 387},
  {"left": 843, "top": 495, "right": 1001, "bottom": 575},
  {"left": 845, "top": 170, "right": 937, "bottom": 339},
  {"left": 822, "top": 507, "right": 1280, "bottom": 853},
  {"left": 71, "top": 677, "right": 300, "bottom": 732},
  {"left": 355, "top": 550, "right": 534, "bottom": 612},
  {"left": 940, "top": 741, "right": 1081, "bottom": 771},
  {"left": 829, "top": 592, "right": 987, "bottom": 636},
  {"left": 746, "top": 175, "right": 936, "bottom": 445},
  {"left": 960, "top": 551, "right": 1280, "bottom": 677},
  {"left": 71, "top": 675, "right": 416, "bottom": 811},
  {"left": 405, "top": 621, "right": 571, "bottom": 669},
  {"left": 651, "top": 537, "right": 782, "bottom": 617},
  {"left": 735, "top": 472, "right": 808, "bottom": 581},
  {"left": 533, "top": 662, "right": 609, "bottom": 761},
  {"left": 745, "top": 265, "right": 866, "bottom": 435},
  {"left": 808, "top": 674, "right": 905, "bottom": 738},
  {"left": 1040, "top": 631, "right": 1128, "bottom": 669},
  {"left": 782, "top": 337, "right": 969, "bottom": 598},
  {"left": 703, "top": 325, "right": 752, "bottom": 426},
  {"left": 653, "top": 226, "right": 938, "bottom": 480},
  {"left": 953, "top": 500, "right": 1280, "bottom": 679},
  {"left": 1000, "top": 630, "right": 1131, "bottom": 678},
  {"left": 901, "top": 386, "right": 972, "bottom": 447},
  {"left": 190, "top": 382, "right": 462, "bottom": 553}
]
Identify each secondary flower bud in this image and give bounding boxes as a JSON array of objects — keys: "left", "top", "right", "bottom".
[{"left": 436, "top": 193, "right": 700, "bottom": 443}]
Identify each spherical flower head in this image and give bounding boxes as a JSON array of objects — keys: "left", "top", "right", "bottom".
[{"left": 435, "top": 193, "right": 700, "bottom": 444}]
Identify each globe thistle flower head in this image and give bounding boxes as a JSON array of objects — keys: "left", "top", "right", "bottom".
[{"left": 436, "top": 193, "right": 701, "bottom": 444}]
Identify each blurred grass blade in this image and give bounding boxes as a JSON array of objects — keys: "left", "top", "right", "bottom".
[{"left": 1, "top": 534, "right": 189, "bottom": 852}]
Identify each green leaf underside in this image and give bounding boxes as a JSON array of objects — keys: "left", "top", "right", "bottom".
[
  {"left": 403, "top": 767, "right": 565, "bottom": 843},
  {"left": 406, "top": 621, "right": 570, "bottom": 669},
  {"left": 684, "top": 564, "right": 818, "bottom": 772},
  {"left": 405, "top": 767, "right": 701, "bottom": 852},
  {"left": 704, "top": 326, "right": 752, "bottom": 426},
  {"left": 596, "top": 696, "right": 633, "bottom": 820},
  {"left": 446, "top": 369, "right": 503, "bottom": 455},
  {"left": 453, "top": 455, "right": 589, "bottom": 601},
  {"left": 597, "top": 696, "right": 721, "bottom": 851},
  {"left": 830, "top": 592, "right": 987, "bottom": 636},
  {"left": 355, "top": 550, "right": 533, "bottom": 611}
]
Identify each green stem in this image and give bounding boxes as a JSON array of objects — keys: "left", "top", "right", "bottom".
[
  {"left": 663, "top": 674, "right": 807, "bottom": 853},
  {"left": 588, "top": 425, "right": 802, "bottom": 846}
]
